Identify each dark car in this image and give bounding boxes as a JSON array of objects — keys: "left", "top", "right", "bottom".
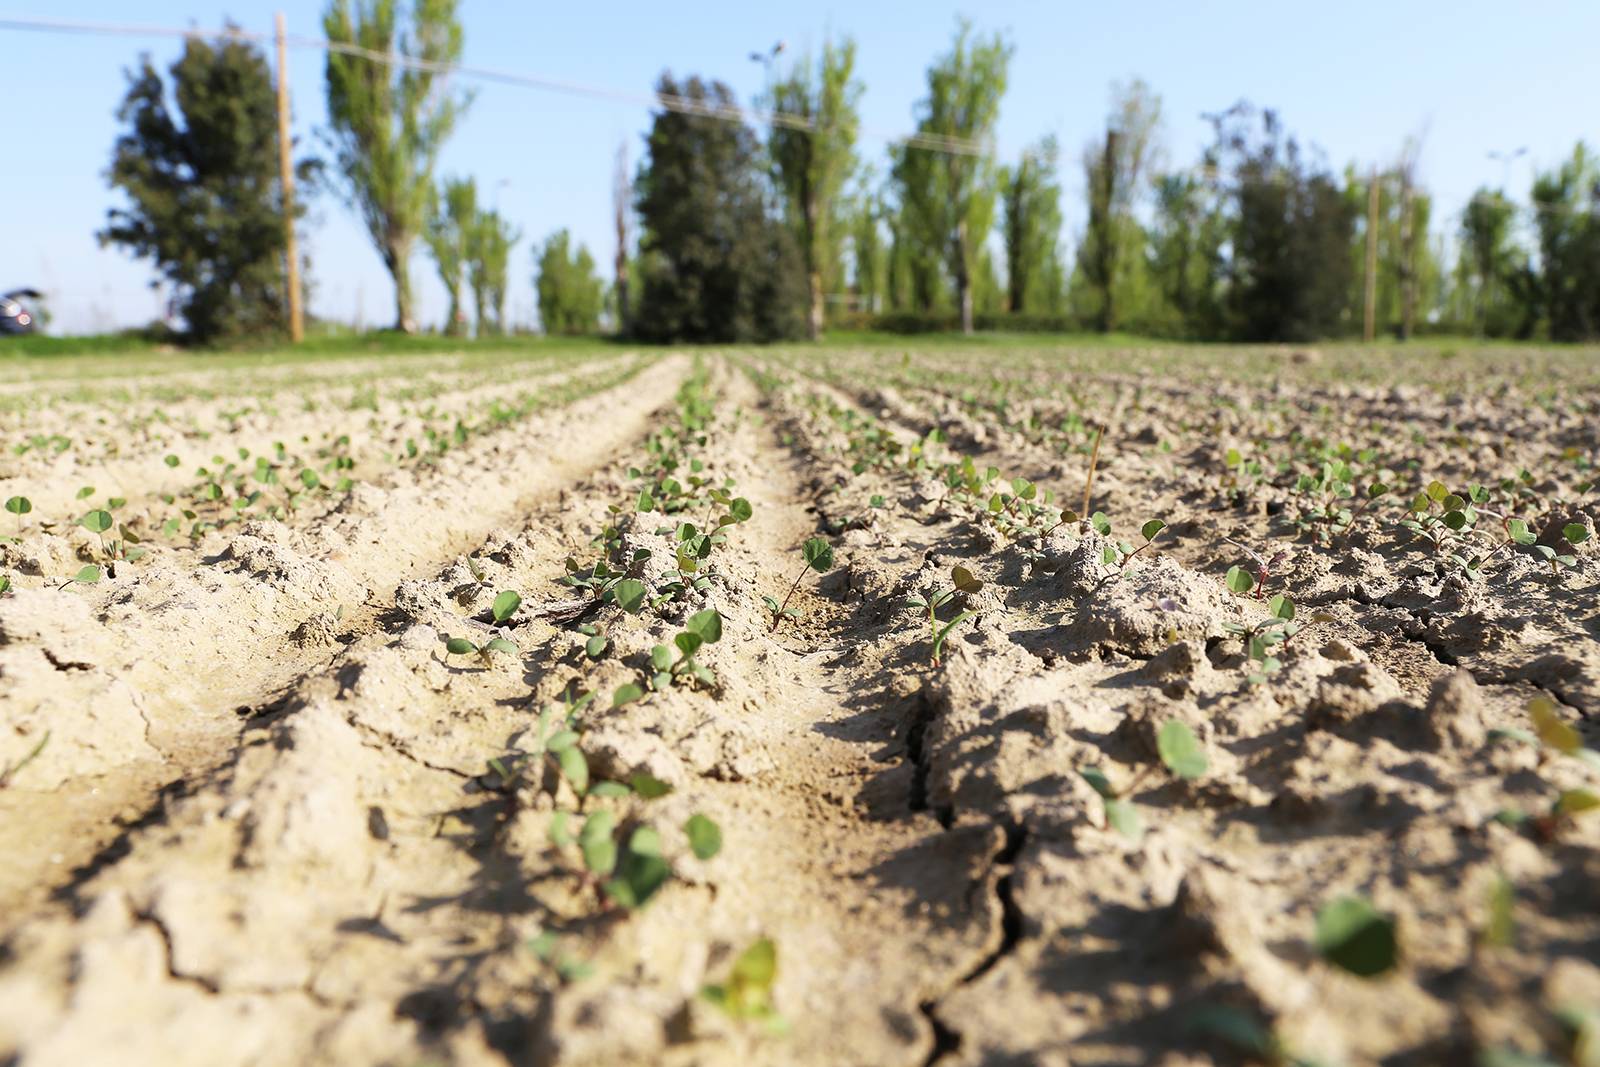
[{"left": 1, "top": 289, "right": 43, "bottom": 334}]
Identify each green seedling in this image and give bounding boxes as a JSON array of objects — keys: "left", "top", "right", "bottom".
[
  {"left": 577, "top": 623, "right": 609, "bottom": 660},
  {"left": 1482, "top": 872, "right": 1516, "bottom": 950},
  {"left": 4, "top": 495, "right": 30, "bottom": 536},
  {"left": 1491, "top": 698, "right": 1600, "bottom": 842},
  {"left": 902, "top": 565, "right": 983, "bottom": 666},
  {"left": 57, "top": 564, "right": 102, "bottom": 590},
  {"left": 491, "top": 589, "right": 522, "bottom": 623},
  {"left": 0, "top": 731, "right": 50, "bottom": 789},
  {"left": 1223, "top": 538, "right": 1289, "bottom": 599},
  {"left": 444, "top": 634, "right": 519, "bottom": 668},
  {"left": 527, "top": 930, "right": 593, "bottom": 984},
  {"left": 650, "top": 609, "right": 724, "bottom": 689},
  {"left": 1096, "top": 515, "right": 1167, "bottom": 571},
  {"left": 1222, "top": 594, "right": 1299, "bottom": 683},
  {"left": 0, "top": 575, "right": 11, "bottom": 594},
  {"left": 1530, "top": 522, "right": 1591, "bottom": 575},
  {"left": 1186, "top": 1005, "right": 1330, "bottom": 1067},
  {"left": 76, "top": 508, "right": 146, "bottom": 570},
  {"left": 1157, "top": 720, "right": 1208, "bottom": 780},
  {"left": 702, "top": 937, "right": 787, "bottom": 1034},
  {"left": 766, "top": 537, "right": 834, "bottom": 630},
  {"left": 1313, "top": 895, "right": 1397, "bottom": 978},
  {"left": 1078, "top": 765, "right": 1142, "bottom": 841},
  {"left": 557, "top": 798, "right": 723, "bottom": 910}
]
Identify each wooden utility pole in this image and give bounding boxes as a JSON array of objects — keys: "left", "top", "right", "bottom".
[
  {"left": 274, "top": 12, "right": 304, "bottom": 344},
  {"left": 1363, "top": 165, "right": 1379, "bottom": 343}
]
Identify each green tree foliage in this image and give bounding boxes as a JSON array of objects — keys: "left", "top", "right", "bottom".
[
  {"left": 467, "top": 209, "right": 518, "bottom": 335},
  {"left": 1456, "top": 188, "right": 1529, "bottom": 337},
  {"left": 536, "top": 229, "right": 605, "bottom": 335},
  {"left": 999, "top": 136, "right": 1065, "bottom": 313},
  {"left": 887, "top": 174, "right": 947, "bottom": 312},
  {"left": 1146, "top": 173, "right": 1225, "bottom": 337},
  {"left": 323, "top": 0, "right": 466, "bottom": 332},
  {"left": 633, "top": 74, "right": 806, "bottom": 343},
  {"left": 1531, "top": 143, "right": 1600, "bottom": 341},
  {"left": 1341, "top": 158, "right": 1442, "bottom": 341},
  {"left": 892, "top": 21, "right": 1011, "bottom": 333},
  {"left": 766, "top": 38, "right": 863, "bottom": 339},
  {"left": 1213, "top": 105, "right": 1355, "bottom": 341},
  {"left": 100, "top": 31, "right": 305, "bottom": 345},
  {"left": 423, "top": 176, "right": 476, "bottom": 335},
  {"left": 846, "top": 175, "right": 889, "bottom": 314},
  {"left": 1074, "top": 80, "right": 1162, "bottom": 332}
]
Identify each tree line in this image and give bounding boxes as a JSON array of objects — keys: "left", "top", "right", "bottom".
[{"left": 98, "top": 4, "right": 1600, "bottom": 346}]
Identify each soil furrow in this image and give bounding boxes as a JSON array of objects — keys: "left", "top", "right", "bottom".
[{"left": 0, "top": 355, "right": 685, "bottom": 915}]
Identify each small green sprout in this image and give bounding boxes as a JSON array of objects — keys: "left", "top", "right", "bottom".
[
  {"left": 1223, "top": 538, "right": 1288, "bottom": 599},
  {"left": 902, "top": 565, "right": 983, "bottom": 666},
  {"left": 686, "top": 812, "right": 722, "bottom": 859},
  {"left": 702, "top": 938, "right": 786, "bottom": 1033},
  {"left": 4, "top": 495, "right": 30, "bottom": 535},
  {"left": 1186, "top": 1005, "right": 1325, "bottom": 1067},
  {"left": 1100, "top": 516, "right": 1167, "bottom": 571},
  {"left": 613, "top": 577, "right": 648, "bottom": 614},
  {"left": 491, "top": 589, "right": 522, "bottom": 623},
  {"left": 527, "top": 930, "right": 593, "bottom": 984},
  {"left": 0, "top": 730, "right": 50, "bottom": 789},
  {"left": 444, "top": 634, "right": 518, "bottom": 667},
  {"left": 1530, "top": 522, "right": 1591, "bottom": 574},
  {"left": 657, "top": 609, "right": 724, "bottom": 688},
  {"left": 1223, "top": 594, "right": 1299, "bottom": 683},
  {"left": 58, "top": 564, "right": 102, "bottom": 589},
  {"left": 1482, "top": 872, "right": 1516, "bottom": 950},
  {"left": 1157, "top": 720, "right": 1208, "bottom": 780},
  {"left": 1078, "top": 765, "right": 1142, "bottom": 841},
  {"left": 766, "top": 537, "right": 834, "bottom": 631},
  {"left": 1313, "top": 895, "right": 1397, "bottom": 978},
  {"left": 580, "top": 626, "right": 609, "bottom": 660}
]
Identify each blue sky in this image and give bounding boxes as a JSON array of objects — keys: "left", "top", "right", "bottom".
[{"left": 3, "top": 1, "right": 1597, "bottom": 333}]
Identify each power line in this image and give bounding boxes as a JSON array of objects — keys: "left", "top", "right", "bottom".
[{"left": 0, "top": 13, "right": 991, "bottom": 157}]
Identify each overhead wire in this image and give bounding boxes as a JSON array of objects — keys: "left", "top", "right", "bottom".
[{"left": 0, "top": 13, "right": 992, "bottom": 156}]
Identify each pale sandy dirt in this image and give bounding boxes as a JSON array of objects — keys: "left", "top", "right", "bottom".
[{"left": 0, "top": 342, "right": 1597, "bottom": 1067}]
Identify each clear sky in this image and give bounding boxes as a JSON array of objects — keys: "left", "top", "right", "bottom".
[{"left": 3, "top": 1, "right": 1597, "bottom": 333}]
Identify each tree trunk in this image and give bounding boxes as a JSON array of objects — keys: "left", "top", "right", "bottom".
[
  {"left": 804, "top": 193, "right": 823, "bottom": 341},
  {"left": 1098, "top": 131, "right": 1119, "bottom": 333},
  {"left": 955, "top": 216, "right": 973, "bottom": 335},
  {"left": 387, "top": 236, "right": 416, "bottom": 333},
  {"left": 1398, "top": 179, "right": 1416, "bottom": 341}
]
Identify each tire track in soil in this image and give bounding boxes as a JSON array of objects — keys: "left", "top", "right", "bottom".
[{"left": 0, "top": 355, "right": 688, "bottom": 917}]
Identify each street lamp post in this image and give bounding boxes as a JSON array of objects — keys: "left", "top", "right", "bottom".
[{"left": 1488, "top": 147, "right": 1527, "bottom": 192}]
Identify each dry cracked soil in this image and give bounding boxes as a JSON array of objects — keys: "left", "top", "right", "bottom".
[{"left": 1, "top": 340, "right": 1598, "bottom": 1067}]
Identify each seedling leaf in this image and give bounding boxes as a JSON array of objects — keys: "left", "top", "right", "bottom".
[
  {"left": 556, "top": 746, "right": 589, "bottom": 794},
  {"left": 802, "top": 537, "right": 834, "bottom": 572},
  {"left": 491, "top": 590, "right": 522, "bottom": 622},
  {"left": 1314, "top": 895, "right": 1397, "bottom": 978},
  {"left": 614, "top": 578, "right": 647, "bottom": 614},
  {"left": 686, "top": 813, "right": 723, "bottom": 859},
  {"left": 1157, "top": 720, "right": 1208, "bottom": 780},
  {"left": 951, "top": 565, "right": 983, "bottom": 594},
  {"left": 686, "top": 608, "right": 723, "bottom": 643},
  {"left": 1530, "top": 697, "right": 1581, "bottom": 755}
]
